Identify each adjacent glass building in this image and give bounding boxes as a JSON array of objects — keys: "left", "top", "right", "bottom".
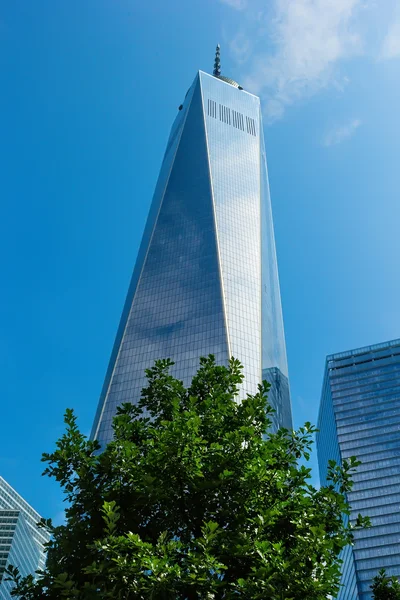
[
  {"left": 0, "top": 476, "right": 49, "bottom": 600},
  {"left": 317, "top": 339, "right": 400, "bottom": 600},
  {"left": 92, "top": 51, "right": 292, "bottom": 445}
]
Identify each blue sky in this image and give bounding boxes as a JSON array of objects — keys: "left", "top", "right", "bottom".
[{"left": 1, "top": 0, "right": 400, "bottom": 521}]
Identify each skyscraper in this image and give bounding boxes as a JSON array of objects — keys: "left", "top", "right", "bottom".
[
  {"left": 317, "top": 339, "right": 400, "bottom": 600},
  {"left": 92, "top": 48, "right": 292, "bottom": 445},
  {"left": 0, "top": 476, "right": 49, "bottom": 600}
]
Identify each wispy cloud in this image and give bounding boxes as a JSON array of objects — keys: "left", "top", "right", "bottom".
[
  {"left": 323, "top": 118, "right": 361, "bottom": 146},
  {"left": 220, "top": 0, "right": 247, "bottom": 10},
  {"left": 229, "top": 32, "right": 252, "bottom": 64},
  {"left": 243, "top": 0, "right": 364, "bottom": 121},
  {"left": 381, "top": 20, "right": 400, "bottom": 59},
  {"left": 220, "top": 0, "right": 399, "bottom": 121}
]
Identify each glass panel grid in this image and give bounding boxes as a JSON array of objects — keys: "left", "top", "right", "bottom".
[
  {"left": 92, "top": 70, "right": 292, "bottom": 445},
  {"left": 317, "top": 340, "right": 400, "bottom": 599},
  {"left": 0, "top": 477, "right": 48, "bottom": 599}
]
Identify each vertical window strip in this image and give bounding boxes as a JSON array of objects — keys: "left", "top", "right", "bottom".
[{"left": 207, "top": 99, "right": 217, "bottom": 118}]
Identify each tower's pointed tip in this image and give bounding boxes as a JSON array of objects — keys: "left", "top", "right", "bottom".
[{"left": 213, "top": 44, "right": 221, "bottom": 77}]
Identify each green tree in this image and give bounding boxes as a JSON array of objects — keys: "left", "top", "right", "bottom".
[
  {"left": 6, "top": 356, "right": 369, "bottom": 599},
  {"left": 372, "top": 569, "right": 400, "bottom": 600}
]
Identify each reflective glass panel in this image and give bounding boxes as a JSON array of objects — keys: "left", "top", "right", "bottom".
[{"left": 317, "top": 339, "right": 400, "bottom": 599}]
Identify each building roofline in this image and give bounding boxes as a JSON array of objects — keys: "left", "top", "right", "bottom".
[
  {"left": 0, "top": 475, "right": 42, "bottom": 520},
  {"left": 326, "top": 338, "right": 400, "bottom": 362},
  {"left": 198, "top": 70, "right": 260, "bottom": 100}
]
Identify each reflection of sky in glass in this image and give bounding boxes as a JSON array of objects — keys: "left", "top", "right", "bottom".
[
  {"left": 92, "top": 71, "right": 292, "bottom": 445},
  {"left": 259, "top": 124, "right": 288, "bottom": 378},
  {"left": 317, "top": 340, "right": 400, "bottom": 600},
  {"left": 200, "top": 71, "right": 291, "bottom": 427},
  {"left": 94, "top": 77, "right": 229, "bottom": 444},
  {"left": 259, "top": 121, "right": 291, "bottom": 430},
  {"left": 91, "top": 77, "right": 198, "bottom": 440},
  {"left": 201, "top": 72, "right": 261, "bottom": 400}
]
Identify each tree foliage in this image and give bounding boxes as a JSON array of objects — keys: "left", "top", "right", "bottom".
[
  {"left": 372, "top": 569, "right": 400, "bottom": 600},
  {"left": 6, "top": 356, "right": 369, "bottom": 599}
]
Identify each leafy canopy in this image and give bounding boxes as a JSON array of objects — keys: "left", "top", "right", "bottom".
[
  {"left": 372, "top": 569, "right": 400, "bottom": 600},
  {"left": 6, "top": 356, "right": 369, "bottom": 599}
]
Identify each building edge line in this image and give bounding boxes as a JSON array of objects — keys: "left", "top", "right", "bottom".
[
  {"left": 92, "top": 80, "right": 198, "bottom": 441},
  {"left": 198, "top": 72, "right": 232, "bottom": 361}
]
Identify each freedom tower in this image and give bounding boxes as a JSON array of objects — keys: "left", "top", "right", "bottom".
[{"left": 92, "top": 47, "right": 292, "bottom": 445}]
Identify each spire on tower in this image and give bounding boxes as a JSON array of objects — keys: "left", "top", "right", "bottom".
[{"left": 213, "top": 44, "right": 221, "bottom": 77}]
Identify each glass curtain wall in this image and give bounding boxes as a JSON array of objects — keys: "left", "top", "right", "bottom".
[{"left": 317, "top": 339, "right": 400, "bottom": 599}]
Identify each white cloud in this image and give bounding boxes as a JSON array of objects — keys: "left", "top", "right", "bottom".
[
  {"left": 229, "top": 32, "right": 252, "bottom": 64},
  {"left": 220, "top": 0, "right": 247, "bottom": 10},
  {"left": 221, "top": 0, "right": 398, "bottom": 120},
  {"left": 241, "top": 0, "right": 365, "bottom": 121},
  {"left": 381, "top": 20, "right": 400, "bottom": 59},
  {"left": 323, "top": 118, "right": 361, "bottom": 146}
]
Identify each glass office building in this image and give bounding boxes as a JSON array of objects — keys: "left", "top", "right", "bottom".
[
  {"left": 317, "top": 339, "right": 400, "bottom": 600},
  {"left": 0, "top": 476, "right": 49, "bottom": 600},
  {"left": 92, "top": 53, "right": 292, "bottom": 445}
]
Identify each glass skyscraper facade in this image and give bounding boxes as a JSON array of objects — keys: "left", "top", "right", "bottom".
[
  {"left": 317, "top": 339, "right": 400, "bottom": 600},
  {"left": 91, "top": 62, "right": 292, "bottom": 445},
  {"left": 0, "top": 476, "right": 49, "bottom": 600}
]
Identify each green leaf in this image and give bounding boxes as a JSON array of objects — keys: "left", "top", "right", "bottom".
[{"left": 11, "top": 356, "right": 365, "bottom": 600}]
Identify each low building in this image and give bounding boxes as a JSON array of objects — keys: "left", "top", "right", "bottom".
[{"left": 0, "top": 476, "right": 49, "bottom": 600}]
